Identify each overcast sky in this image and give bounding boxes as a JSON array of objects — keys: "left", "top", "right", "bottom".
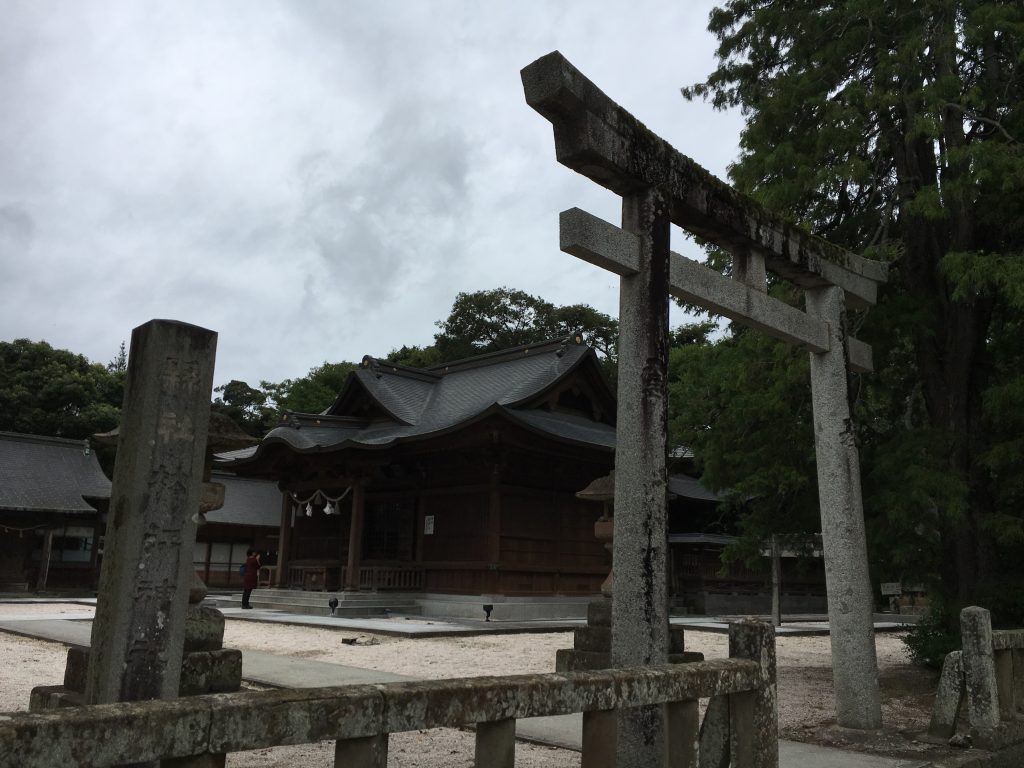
[{"left": 1, "top": 1, "right": 743, "bottom": 388}]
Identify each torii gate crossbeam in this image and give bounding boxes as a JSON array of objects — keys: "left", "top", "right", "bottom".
[{"left": 522, "top": 51, "right": 887, "bottom": 767}]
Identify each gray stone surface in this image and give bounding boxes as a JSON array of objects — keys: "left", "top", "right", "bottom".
[
  {"left": 184, "top": 605, "right": 226, "bottom": 653},
  {"left": 85, "top": 320, "right": 217, "bottom": 705},
  {"left": 928, "top": 650, "right": 964, "bottom": 738},
  {"left": 611, "top": 187, "right": 672, "bottom": 767},
  {"left": 698, "top": 694, "right": 730, "bottom": 768},
  {"left": 730, "top": 620, "right": 778, "bottom": 767},
  {"left": 962, "top": 606, "right": 1000, "bottom": 730},
  {"left": 806, "top": 286, "right": 882, "bottom": 729}
]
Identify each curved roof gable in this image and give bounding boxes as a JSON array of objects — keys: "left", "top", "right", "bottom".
[{"left": 218, "top": 337, "right": 617, "bottom": 470}]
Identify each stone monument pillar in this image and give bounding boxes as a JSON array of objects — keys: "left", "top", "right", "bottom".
[{"left": 86, "top": 320, "right": 217, "bottom": 704}]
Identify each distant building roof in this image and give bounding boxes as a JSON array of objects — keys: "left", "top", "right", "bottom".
[
  {"left": 668, "top": 533, "right": 738, "bottom": 546},
  {"left": 0, "top": 431, "right": 111, "bottom": 514},
  {"left": 218, "top": 337, "right": 617, "bottom": 468},
  {"left": 206, "top": 472, "right": 281, "bottom": 528},
  {"left": 668, "top": 474, "right": 720, "bottom": 503}
]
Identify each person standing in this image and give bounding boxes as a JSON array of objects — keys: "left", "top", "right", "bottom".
[{"left": 241, "top": 548, "right": 260, "bottom": 609}]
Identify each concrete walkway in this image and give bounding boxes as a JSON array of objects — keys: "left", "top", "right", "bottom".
[{"left": 0, "top": 611, "right": 930, "bottom": 767}]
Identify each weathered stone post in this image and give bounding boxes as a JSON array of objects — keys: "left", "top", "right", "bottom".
[
  {"left": 729, "top": 620, "right": 778, "bottom": 768},
  {"left": 805, "top": 286, "right": 882, "bottom": 729},
  {"left": 612, "top": 186, "right": 672, "bottom": 767},
  {"left": 961, "top": 606, "right": 1000, "bottom": 730},
  {"left": 85, "top": 320, "right": 216, "bottom": 705}
]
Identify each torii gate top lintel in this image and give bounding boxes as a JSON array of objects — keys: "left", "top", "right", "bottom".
[{"left": 521, "top": 50, "right": 887, "bottom": 308}]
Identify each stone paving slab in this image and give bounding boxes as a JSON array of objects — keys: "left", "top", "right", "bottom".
[
  {"left": 0, "top": 598, "right": 914, "bottom": 637},
  {"left": 514, "top": 714, "right": 927, "bottom": 768}
]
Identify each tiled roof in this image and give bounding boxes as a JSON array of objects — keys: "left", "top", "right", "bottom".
[
  {"left": 668, "top": 473, "right": 721, "bottom": 503},
  {"left": 218, "top": 337, "right": 616, "bottom": 467},
  {"left": 205, "top": 472, "right": 281, "bottom": 528},
  {"left": 0, "top": 431, "right": 111, "bottom": 513}
]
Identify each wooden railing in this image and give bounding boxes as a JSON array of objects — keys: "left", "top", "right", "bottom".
[
  {"left": 929, "top": 606, "right": 1024, "bottom": 750},
  {"left": 358, "top": 565, "right": 424, "bottom": 591},
  {"left": 0, "top": 621, "right": 777, "bottom": 768}
]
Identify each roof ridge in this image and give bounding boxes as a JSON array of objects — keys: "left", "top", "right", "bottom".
[
  {"left": 0, "top": 431, "right": 92, "bottom": 448},
  {"left": 426, "top": 335, "right": 583, "bottom": 375},
  {"left": 357, "top": 356, "right": 442, "bottom": 382},
  {"left": 282, "top": 412, "right": 369, "bottom": 426}
]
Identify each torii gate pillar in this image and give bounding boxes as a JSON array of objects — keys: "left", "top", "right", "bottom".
[
  {"left": 611, "top": 188, "right": 673, "bottom": 757},
  {"left": 807, "top": 286, "right": 882, "bottom": 727}
]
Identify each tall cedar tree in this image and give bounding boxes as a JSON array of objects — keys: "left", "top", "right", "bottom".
[{"left": 683, "top": 1, "right": 1024, "bottom": 610}]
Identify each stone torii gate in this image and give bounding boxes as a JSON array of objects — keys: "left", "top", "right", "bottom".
[{"left": 522, "top": 52, "right": 888, "bottom": 762}]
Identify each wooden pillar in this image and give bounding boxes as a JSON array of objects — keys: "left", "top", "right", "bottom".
[
  {"left": 36, "top": 527, "right": 54, "bottom": 592},
  {"left": 276, "top": 493, "right": 291, "bottom": 588},
  {"left": 487, "top": 465, "right": 501, "bottom": 593},
  {"left": 414, "top": 493, "right": 425, "bottom": 564},
  {"left": 344, "top": 481, "right": 366, "bottom": 591},
  {"left": 770, "top": 536, "right": 782, "bottom": 628},
  {"left": 88, "top": 521, "right": 101, "bottom": 591}
]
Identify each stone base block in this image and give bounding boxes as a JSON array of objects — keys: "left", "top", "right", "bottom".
[
  {"left": 669, "top": 626, "right": 686, "bottom": 653},
  {"left": 185, "top": 605, "right": 226, "bottom": 652},
  {"left": 587, "top": 598, "right": 611, "bottom": 626},
  {"left": 63, "top": 646, "right": 241, "bottom": 698},
  {"left": 163, "top": 753, "right": 227, "bottom": 768},
  {"left": 64, "top": 645, "right": 90, "bottom": 692},
  {"left": 180, "top": 649, "right": 242, "bottom": 696},
  {"left": 28, "top": 685, "right": 86, "bottom": 712},
  {"left": 556, "top": 648, "right": 605, "bottom": 673},
  {"left": 555, "top": 648, "right": 704, "bottom": 672},
  {"left": 573, "top": 626, "right": 610, "bottom": 653}
]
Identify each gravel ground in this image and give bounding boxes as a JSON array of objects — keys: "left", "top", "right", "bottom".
[{"left": 0, "top": 605, "right": 939, "bottom": 767}]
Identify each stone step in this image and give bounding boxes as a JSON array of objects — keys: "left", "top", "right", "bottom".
[
  {"left": 208, "top": 594, "right": 422, "bottom": 618},
  {"left": 235, "top": 593, "right": 419, "bottom": 606},
  {"left": 217, "top": 592, "right": 420, "bottom": 606},
  {"left": 245, "top": 601, "right": 421, "bottom": 618}
]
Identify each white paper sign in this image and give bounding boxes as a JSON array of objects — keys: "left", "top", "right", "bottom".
[{"left": 424, "top": 515, "right": 435, "bottom": 535}]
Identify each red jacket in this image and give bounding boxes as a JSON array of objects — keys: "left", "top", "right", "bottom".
[{"left": 242, "top": 555, "right": 260, "bottom": 590}]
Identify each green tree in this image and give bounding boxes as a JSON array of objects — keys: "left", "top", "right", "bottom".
[
  {"left": 212, "top": 379, "right": 273, "bottom": 437},
  {"left": 668, "top": 321, "right": 819, "bottom": 566},
  {"left": 260, "top": 361, "right": 358, "bottom": 415},
  {"left": 683, "top": 0, "right": 1024, "bottom": 611},
  {"left": 391, "top": 287, "right": 619, "bottom": 368},
  {"left": 0, "top": 339, "right": 122, "bottom": 439}
]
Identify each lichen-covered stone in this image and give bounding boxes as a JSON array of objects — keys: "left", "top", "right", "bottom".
[
  {"left": 180, "top": 650, "right": 242, "bottom": 696},
  {"left": 207, "top": 685, "right": 384, "bottom": 753},
  {"left": 184, "top": 605, "right": 225, "bottom": 653}
]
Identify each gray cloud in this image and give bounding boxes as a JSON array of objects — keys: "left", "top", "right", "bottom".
[{"left": 0, "top": 1, "right": 743, "bottom": 387}]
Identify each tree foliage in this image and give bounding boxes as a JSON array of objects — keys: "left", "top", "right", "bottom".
[
  {"left": 0, "top": 339, "right": 123, "bottom": 440},
  {"left": 426, "top": 287, "right": 618, "bottom": 364},
  {"left": 681, "top": 0, "right": 1024, "bottom": 612},
  {"left": 261, "top": 361, "right": 358, "bottom": 415}
]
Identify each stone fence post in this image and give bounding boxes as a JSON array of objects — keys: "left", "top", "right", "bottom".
[{"left": 961, "top": 606, "right": 1000, "bottom": 731}]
